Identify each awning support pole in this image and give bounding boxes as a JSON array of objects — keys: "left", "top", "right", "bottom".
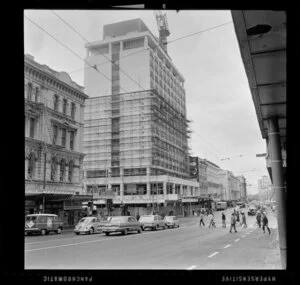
[{"left": 268, "top": 118, "right": 286, "bottom": 269}]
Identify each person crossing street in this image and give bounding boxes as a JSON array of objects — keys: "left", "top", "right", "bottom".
[
  {"left": 208, "top": 212, "right": 215, "bottom": 228},
  {"left": 241, "top": 212, "right": 247, "bottom": 228},
  {"left": 199, "top": 211, "right": 205, "bottom": 227},
  {"left": 229, "top": 212, "right": 237, "bottom": 233},
  {"left": 256, "top": 211, "right": 262, "bottom": 228},
  {"left": 222, "top": 212, "right": 226, "bottom": 228}
]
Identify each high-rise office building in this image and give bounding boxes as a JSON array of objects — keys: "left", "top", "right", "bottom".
[{"left": 83, "top": 19, "right": 199, "bottom": 215}]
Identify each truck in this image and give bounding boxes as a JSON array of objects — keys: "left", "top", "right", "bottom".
[{"left": 216, "top": 201, "right": 227, "bottom": 211}]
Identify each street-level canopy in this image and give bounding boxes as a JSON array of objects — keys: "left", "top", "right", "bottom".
[{"left": 231, "top": 10, "right": 286, "bottom": 181}]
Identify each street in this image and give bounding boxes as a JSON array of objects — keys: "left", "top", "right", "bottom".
[{"left": 25, "top": 209, "right": 281, "bottom": 269}]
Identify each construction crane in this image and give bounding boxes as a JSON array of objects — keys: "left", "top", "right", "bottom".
[{"left": 154, "top": 10, "right": 170, "bottom": 52}]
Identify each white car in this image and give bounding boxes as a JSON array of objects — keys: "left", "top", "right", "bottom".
[
  {"left": 74, "top": 216, "right": 103, "bottom": 235},
  {"left": 164, "top": 216, "right": 180, "bottom": 228}
]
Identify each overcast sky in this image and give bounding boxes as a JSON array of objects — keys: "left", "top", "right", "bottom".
[{"left": 24, "top": 9, "right": 270, "bottom": 194}]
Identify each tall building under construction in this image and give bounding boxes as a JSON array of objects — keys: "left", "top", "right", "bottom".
[{"left": 83, "top": 19, "right": 200, "bottom": 215}]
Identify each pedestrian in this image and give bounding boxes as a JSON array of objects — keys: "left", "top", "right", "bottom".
[
  {"left": 136, "top": 213, "right": 140, "bottom": 221},
  {"left": 208, "top": 213, "right": 215, "bottom": 228},
  {"left": 256, "top": 211, "right": 262, "bottom": 228},
  {"left": 241, "top": 212, "right": 247, "bottom": 228},
  {"left": 261, "top": 212, "right": 271, "bottom": 234},
  {"left": 199, "top": 212, "right": 205, "bottom": 227},
  {"left": 229, "top": 212, "right": 237, "bottom": 233},
  {"left": 222, "top": 212, "right": 226, "bottom": 228},
  {"left": 236, "top": 211, "right": 240, "bottom": 224}
]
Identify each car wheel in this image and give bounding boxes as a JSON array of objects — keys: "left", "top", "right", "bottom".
[
  {"left": 123, "top": 229, "right": 128, "bottom": 235},
  {"left": 105, "top": 232, "right": 110, "bottom": 236},
  {"left": 75, "top": 232, "right": 80, "bottom": 235},
  {"left": 41, "top": 229, "right": 46, "bottom": 235},
  {"left": 89, "top": 228, "right": 94, "bottom": 235},
  {"left": 57, "top": 228, "right": 62, "bottom": 234},
  {"left": 141, "top": 226, "right": 144, "bottom": 231},
  {"left": 138, "top": 227, "right": 142, "bottom": 234}
]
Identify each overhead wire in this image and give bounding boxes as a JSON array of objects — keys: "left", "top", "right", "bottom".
[{"left": 24, "top": 15, "right": 129, "bottom": 94}]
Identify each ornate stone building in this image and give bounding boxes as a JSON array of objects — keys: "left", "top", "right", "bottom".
[{"left": 25, "top": 54, "right": 90, "bottom": 226}]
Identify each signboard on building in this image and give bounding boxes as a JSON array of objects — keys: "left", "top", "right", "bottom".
[{"left": 64, "top": 200, "right": 83, "bottom": 210}]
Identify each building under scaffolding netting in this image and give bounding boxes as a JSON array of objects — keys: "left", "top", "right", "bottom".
[{"left": 82, "top": 19, "right": 200, "bottom": 216}]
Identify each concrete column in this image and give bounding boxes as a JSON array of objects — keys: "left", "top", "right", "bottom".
[
  {"left": 147, "top": 182, "right": 151, "bottom": 198},
  {"left": 163, "top": 181, "right": 167, "bottom": 196},
  {"left": 65, "top": 165, "right": 69, "bottom": 182},
  {"left": 120, "top": 41, "right": 123, "bottom": 52},
  {"left": 268, "top": 118, "right": 286, "bottom": 269},
  {"left": 180, "top": 185, "right": 183, "bottom": 195},
  {"left": 57, "top": 164, "right": 61, "bottom": 182},
  {"left": 25, "top": 159, "right": 28, "bottom": 179},
  {"left": 120, "top": 183, "right": 124, "bottom": 200}
]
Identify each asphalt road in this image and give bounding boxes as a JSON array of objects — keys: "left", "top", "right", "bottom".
[{"left": 25, "top": 209, "right": 279, "bottom": 269}]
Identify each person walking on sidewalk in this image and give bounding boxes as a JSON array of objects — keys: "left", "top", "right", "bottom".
[
  {"left": 261, "top": 212, "right": 271, "bottom": 234},
  {"left": 229, "top": 212, "right": 237, "bottom": 233},
  {"left": 222, "top": 212, "right": 226, "bottom": 228},
  {"left": 256, "top": 211, "right": 262, "bottom": 228},
  {"left": 199, "top": 211, "right": 205, "bottom": 227}
]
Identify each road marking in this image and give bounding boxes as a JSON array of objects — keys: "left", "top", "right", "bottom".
[
  {"left": 187, "top": 265, "right": 197, "bottom": 270},
  {"left": 208, "top": 252, "right": 219, "bottom": 258},
  {"left": 224, "top": 244, "right": 231, "bottom": 248},
  {"left": 234, "top": 239, "right": 240, "bottom": 242},
  {"left": 242, "top": 235, "right": 246, "bottom": 238}
]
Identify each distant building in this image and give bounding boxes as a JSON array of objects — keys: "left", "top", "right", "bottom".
[
  {"left": 219, "top": 170, "right": 241, "bottom": 202},
  {"left": 236, "top": 175, "right": 247, "bottom": 201},
  {"left": 25, "top": 54, "right": 90, "bottom": 226}
]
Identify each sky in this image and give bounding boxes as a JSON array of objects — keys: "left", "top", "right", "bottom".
[{"left": 24, "top": 9, "right": 270, "bottom": 194}]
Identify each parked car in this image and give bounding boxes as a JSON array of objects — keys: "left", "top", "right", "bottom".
[
  {"left": 25, "top": 214, "right": 63, "bottom": 235},
  {"left": 248, "top": 206, "right": 257, "bottom": 216},
  {"left": 102, "top": 216, "right": 142, "bottom": 236},
  {"left": 74, "top": 216, "right": 104, "bottom": 235},
  {"left": 98, "top": 216, "right": 112, "bottom": 230},
  {"left": 139, "top": 215, "right": 167, "bottom": 231},
  {"left": 164, "top": 216, "right": 180, "bottom": 228}
]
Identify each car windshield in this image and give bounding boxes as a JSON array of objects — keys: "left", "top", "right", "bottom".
[
  {"left": 110, "top": 217, "right": 126, "bottom": 223},
  {"left": 100, "top": 217, "right": 111, "bottom": 222},
  {"left": 26, "top": 216, "right": 37, "bottom": 222},
  {"left": 165, "top": 216, "right": 174, "bottom": 221},
  {"left": 139, "top": 216, "right": 154, "bottom": 222},
  {"left": 78, "top": 218, "right": 91, "bottom": 224}
]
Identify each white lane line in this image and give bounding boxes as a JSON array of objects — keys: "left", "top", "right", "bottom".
[
  {"left": 208, "top": 252, "right": 219, "bottom": 258},
  {"left": 234, "top": 238, "right": 240, "bottom": 242},
  {"left": 224, "top": 244, "right": 231, "bottom": 249},
  {"left": 187, "top": 265, "right": 197, "bottom": 270}
]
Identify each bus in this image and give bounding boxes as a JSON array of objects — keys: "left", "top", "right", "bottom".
[{"left": 216, "top": 202, "right": 227, "bottom": 211}]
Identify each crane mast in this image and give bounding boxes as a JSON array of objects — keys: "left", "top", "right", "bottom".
[{"left": 154, "top": 11, "right": 170, "bottom": 52}]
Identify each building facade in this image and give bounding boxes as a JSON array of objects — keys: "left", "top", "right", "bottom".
[
  {"left": 219, "top": 170, "right": 241, "bottom": 202},
  {"left": 236, "top": 175, "right": 247, "bottom": 201},
  {"left": 25, "top": 54, "right": 90, "bottom": 226},
  {"left": 258, "top": 175, "right": 272, "bottom": 202},
  {"left": 83, "top": 19, "right": 199, "bottom": 216}
]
